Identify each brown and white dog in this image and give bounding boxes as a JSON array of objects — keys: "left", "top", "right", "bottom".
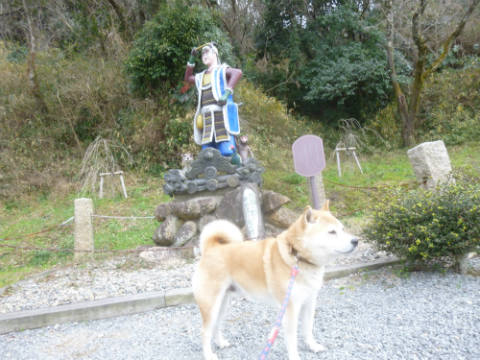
[{"left": 192, "top": 201, "right": 358, "bottom": 360}]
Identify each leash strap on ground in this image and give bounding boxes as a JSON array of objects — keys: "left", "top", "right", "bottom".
[{"left": 258, "top": 264, "right": 299, "bottom": 360}]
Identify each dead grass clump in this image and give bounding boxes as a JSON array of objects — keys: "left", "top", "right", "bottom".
[{"left": 79, "top": 137, "right": 133, "bottom": 195}]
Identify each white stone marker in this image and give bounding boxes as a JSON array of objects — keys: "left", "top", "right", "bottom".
[
  {"left": 74, "top": 198, "right": 94, "bottom": 260},
  {"left": 407, "top": 140, "right": 454, "bottom": 189}
]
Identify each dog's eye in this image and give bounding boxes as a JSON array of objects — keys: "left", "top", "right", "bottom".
[{"left": 328, "top": 230, "right": 337, "bottom": 235}]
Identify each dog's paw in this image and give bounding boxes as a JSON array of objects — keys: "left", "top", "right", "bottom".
[
  {"left": 307, "top": 340, "right": 326, "bottom": 353},
  {"left": 215, "top": 335, "right": 231, "bottom": 349}
]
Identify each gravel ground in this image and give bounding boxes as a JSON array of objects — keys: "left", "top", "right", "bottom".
[
  {"left": 0, "top": 241, "right": 394, "bottom": 314},
  {"left": 0, "top": 256, "right": 197, "bottom": 314},
  {"left": 1, "top": 268, "right": 479, "bottom": 360}
]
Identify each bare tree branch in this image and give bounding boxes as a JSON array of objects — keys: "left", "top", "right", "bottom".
[{"left": 424, "top": 0, "right": 480, "bottom": 78}]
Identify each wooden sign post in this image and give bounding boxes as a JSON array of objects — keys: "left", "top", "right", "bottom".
[{"left": 292, "top": 135, "right": 326, "bottom": 210}]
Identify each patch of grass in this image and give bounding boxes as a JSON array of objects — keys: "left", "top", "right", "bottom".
[
  {"left": 281, "top": 173, "right": 305, "bottom": 185},
  {"left": 2, "top": 138, "right": 479, "bottom": 288},
  {"left": 27, "top": 251, "right": 52, "bottom": 266},
  {"left": 260, "top": 143, "right": 478, "bottom": 219},
  {"left": 0, "top": 173, "right": 167, "bottom": 287},
  {"left": 263, "top": 169, "right": 309, "bottom": 210},
  {"left": 320, "top": 148, "right": 417, "bottom": 216},
  {"left": 93, "top": 219, "right": 157, "bottom": 251},
  {"left": 449, "top": 142, "right": 480, "bottom": 170}
]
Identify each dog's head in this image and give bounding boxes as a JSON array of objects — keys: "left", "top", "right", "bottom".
[{"left": 291, "top": 201, "right": 358, "bottom": 264}]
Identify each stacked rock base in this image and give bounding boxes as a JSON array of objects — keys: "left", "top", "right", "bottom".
[{"left": 153, "top": 187, "right": 298, "bottom": 248}]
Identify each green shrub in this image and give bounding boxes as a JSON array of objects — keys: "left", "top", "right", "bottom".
[{"left": 363, "top": 182, "right": 480, "bottom": 267}]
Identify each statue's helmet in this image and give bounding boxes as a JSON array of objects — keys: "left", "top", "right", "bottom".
[{"left": 201, "top": 42, "right": 220, "bottom": 64}]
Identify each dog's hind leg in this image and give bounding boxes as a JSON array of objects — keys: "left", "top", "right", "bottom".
[
  {"left": 195, "top": 281, "right": 230, "bottom": 360},
  {"left": 301, "top": 295, "right": 326, "bottom": 353},
  {"left": 213, "top": 290, "right": 231, "bottom": 349}
]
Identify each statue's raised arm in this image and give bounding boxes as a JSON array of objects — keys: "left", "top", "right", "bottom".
[{"left": 184, "top": 43, "right": 242, "bottom": 157}]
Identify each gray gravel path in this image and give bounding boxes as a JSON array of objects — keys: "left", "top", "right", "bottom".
[
  {"left": 0, "top": 241, "right": 394, "bottom": 314},
  {"left": 1, "top": 268, "right": 478, "bottom": 360}
]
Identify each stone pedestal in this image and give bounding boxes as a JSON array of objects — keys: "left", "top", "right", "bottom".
[
  {"left": 407, "top": 140, "right": 454, "bottom": 189},
  {"left": 153, "top": 148, "right": 297, "bottom": 249},
  {"left": 153, "top": 187, "right": 295, "bottom": 248}
]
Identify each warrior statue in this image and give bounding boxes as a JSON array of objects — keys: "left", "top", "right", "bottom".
[{"left": 184, "top": 42, "right": 243, "bottom": 157}]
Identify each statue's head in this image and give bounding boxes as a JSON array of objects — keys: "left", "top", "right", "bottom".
[
  {"left": 201, "top": 42, "right": 219, "bottom": 68},
  {"left": 239, "top": 135, "right": 248, "bottom": 144}
]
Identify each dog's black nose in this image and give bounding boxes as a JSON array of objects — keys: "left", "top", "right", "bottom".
[{"left": 351, "top": 238, "right": 359, "bottom": 247}]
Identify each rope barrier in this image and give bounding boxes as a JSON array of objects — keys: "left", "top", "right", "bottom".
[
  {"left": 0, "top": 216, "right": 75, "bottom": 242},
  {"left": 60, "top": 216, "right": 74, "bottom": 226},
  {"left": 324, "top": 178, "right": 412, "bottom": 192},
  {"left": 0, "top": 209, "right": 174, "bottom": 257},
  {"left": 1, "top": 213, "right": 153, "bottom": 243},
  {"left": 0, "top": 242, "right": 194, "bottom": 255},
  {"left": 0, "top": 243, "right": 72, "bottom": 253},
  {"left": 92, "top": 215, "right": 155, "bottom": 220}
]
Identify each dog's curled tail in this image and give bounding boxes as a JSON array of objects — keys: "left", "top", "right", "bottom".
[{"left": 199, "top": 219, "right": 243, "bottom": 254}]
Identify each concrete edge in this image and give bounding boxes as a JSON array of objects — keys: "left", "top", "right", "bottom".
[
  {"left": 0, "top": 258, "right": 401, "bottom": 335},
  {"left": 0, "top": 291, "right": 166, "bottom": 335},
  {"left": 324, "top": 257, "right": 403, "bottom": 280}
]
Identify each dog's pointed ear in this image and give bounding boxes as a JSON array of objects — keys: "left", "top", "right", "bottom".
[
  {"left": 304, "top": 205, "right": 314, "bottom": 224},
  {"left": 321, "top": 200, "right": 330, "bottom": 212}
]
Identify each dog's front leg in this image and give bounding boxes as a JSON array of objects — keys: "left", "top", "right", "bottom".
[
  {"left": 202, "top": 326, "right": 218, "bottom": 360},
  {"left": 284, "top": 303, "right": 301, "bottom": 360},
  {"left": 301, "top": 295, "right": 325, "bottom": 353}
]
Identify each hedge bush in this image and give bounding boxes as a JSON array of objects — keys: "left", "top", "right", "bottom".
[{"left": 363, "top": 181, "right": 480, "bottom": 267}]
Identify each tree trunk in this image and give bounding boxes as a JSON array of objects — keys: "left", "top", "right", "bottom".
[
  {"left": 22, "top": 0, "right": 48, "bottom": 114},
  {"left": 385, "top": 0, "right": 480, "bottom": 147},
  {"left": 385, "top": 0, "right": 411, "bottom": 146}
]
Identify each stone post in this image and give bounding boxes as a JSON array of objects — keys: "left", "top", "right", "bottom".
[{"left": 74, "top": 198, "right": 94, "bottom": 261}]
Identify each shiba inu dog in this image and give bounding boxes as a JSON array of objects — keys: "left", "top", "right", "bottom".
[{"left": 192, "top": 201, "right": 358, "bottom": 360}]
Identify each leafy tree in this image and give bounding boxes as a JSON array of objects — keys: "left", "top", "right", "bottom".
[
  {"left": 253, "top": 1, "right": 394, "bottom": 122},
  {"left": 125, "top": 0, "right": 234, "bottom": 96},
  {"left": 300, "top": 6, "right": 393, "bottom": 118}
]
